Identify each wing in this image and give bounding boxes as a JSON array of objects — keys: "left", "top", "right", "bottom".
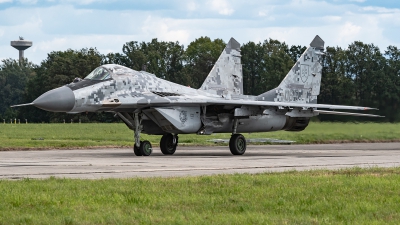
[
  {"left": 99, "top": 95, "right": 383, "bottom": 117},
  {"left": 190, "top": 98, "right": 383, "bottom": 117}
]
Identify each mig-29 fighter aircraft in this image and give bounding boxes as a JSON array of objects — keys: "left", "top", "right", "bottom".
[{"left": 12, "top": 35, "right": 382, "bottom": 156}]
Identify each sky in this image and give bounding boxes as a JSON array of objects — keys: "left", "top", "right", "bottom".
[{"left": 1, "top": 0, "right": 400, "bottom": 64}]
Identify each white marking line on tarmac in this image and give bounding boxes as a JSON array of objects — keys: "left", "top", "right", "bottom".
[{"left": 2, "top": 161, "right": 399, "bottom": 179}]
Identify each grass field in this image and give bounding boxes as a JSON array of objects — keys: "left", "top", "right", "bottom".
[
  {"left": 0, "top": 122, "right": 399, "bottom": 150},
  {"left": 0, "top": 167, "right": 399, "bottom": 224}
]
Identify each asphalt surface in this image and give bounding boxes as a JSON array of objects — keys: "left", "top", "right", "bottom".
[{"left": 1, "top": 143, "right": 399, "bottom": 179}]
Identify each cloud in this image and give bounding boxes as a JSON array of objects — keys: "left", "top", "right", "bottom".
[
  {"left": 141, "top": 16, "right": 190, "bottom": 44},
  {"left": 337, "top": 22, "right": 362, "bottom": 44},
  {"left": 1, "top": 0, "right": 400, "bottom": 64},
  {"left": 0, "top": 0, "right": 12, "bottom": 3},
  {"left": 208, "top": 0, "right": 234, "bottom": 15},
  {"left": 18, "top": 0, "right": 37, "bottom": 4},
  {"left": 322, "top": 16, "right": 342, "bottom": 23},
  {"left": 58, "top": 0, "right": 103, "bottom": 5},
  {"left": 362, "top": 6, "right": 400, "bottom": 14},
  {"left": 186, "top": 1, "right": 197, "bottom": 11},
  {"left": 36, "top": 37, "right": 67, "bottom": 52}
]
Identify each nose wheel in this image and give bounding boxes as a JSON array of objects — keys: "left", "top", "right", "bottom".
[
  {"left": 133, "top": 140, "right": 153, "bottom": 157},
  {"left": 133, "top": 141, "right": 142, "bottom": 156}
]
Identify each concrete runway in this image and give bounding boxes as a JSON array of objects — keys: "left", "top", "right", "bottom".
[{"left": 1, "top": 142, "right": 400, "bottom": 179}]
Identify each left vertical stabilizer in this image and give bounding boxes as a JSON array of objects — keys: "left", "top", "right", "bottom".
[{"left": 199, "top": 38, "right": 243, "bottom": 97}]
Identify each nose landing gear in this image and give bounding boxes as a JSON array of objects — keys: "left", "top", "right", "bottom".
[{"left": 133, "top": 112, "right": 153, "bottom": 156}]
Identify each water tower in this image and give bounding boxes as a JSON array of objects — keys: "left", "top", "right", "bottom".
[{"left": 10, "top": 37, "right": 32, "bottom": 62}]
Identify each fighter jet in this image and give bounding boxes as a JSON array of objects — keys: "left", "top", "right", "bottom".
[{"left": 12, "top": 35, "right": 382, "bottom": 156}]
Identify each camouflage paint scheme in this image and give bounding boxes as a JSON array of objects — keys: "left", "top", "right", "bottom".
[
  {"left": 257, "top": 36, "right": 324, "bottom": 104},
  {"left": 12, "top": 36, "right": 382, "bottom": 155},
  {"left": 200, "top": 38, "right": 243, "bottom": 97},
  {"left": 15, "top": 35, "right": 382, "bottom": 133},
  {"left": 69, "top": 38, "right": 247, "bottom": 114}
]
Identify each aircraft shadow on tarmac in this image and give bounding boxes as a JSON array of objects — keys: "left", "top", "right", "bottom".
[{"left": 99, "top": 151, "right": 351, "bottom": 158}]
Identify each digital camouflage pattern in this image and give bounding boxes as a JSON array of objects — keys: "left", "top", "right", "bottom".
[
  {"left": 257, "top": 35, "right": 324, "bottom": 104},
  {"left": 11, "top": 35, "right": 382, "bottom": 156}
]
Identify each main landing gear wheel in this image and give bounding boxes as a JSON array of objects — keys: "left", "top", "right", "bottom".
[
  {"left": 229, "top": 134, "right": 246, "bottom": 155},
  {"left": 160, "top": 133, "right": 178, "bottom": 155},
  {"left": 133, "top": 141, "right": 153, "bottom": 156}
]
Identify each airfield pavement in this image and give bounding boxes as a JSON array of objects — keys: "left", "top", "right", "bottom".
[{"left": 1, "top": 142, "right": 400, "bottom": 179}]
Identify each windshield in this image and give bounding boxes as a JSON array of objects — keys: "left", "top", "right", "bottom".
[{"left": 84, "top": 67, "right": 111, "bottom": 80}]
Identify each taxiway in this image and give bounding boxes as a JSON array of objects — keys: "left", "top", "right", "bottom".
[{"left": 1, "top": 143, "right": 399, "bottom": 179}]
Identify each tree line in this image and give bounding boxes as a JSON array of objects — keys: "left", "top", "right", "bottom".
[{"left": 1, "top": 37, "right": 399, "bottom": 123}]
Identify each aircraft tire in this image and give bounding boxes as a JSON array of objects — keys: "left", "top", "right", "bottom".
[
  {"left": 134, "top": 141, "right": 142, "bottom": 156},
  {"left": 229, "top": 134, "right": 246, "bottom": 155},
  {"left": 140, "top": 141, "right": 152, "bottom": 156},
  {"left": 160, "top": 134, "right": 177, "bottom": 155}
]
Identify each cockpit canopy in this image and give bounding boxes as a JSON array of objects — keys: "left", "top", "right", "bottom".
[{"left": 84, "top": 67, "right": 111, "bottom": 81}]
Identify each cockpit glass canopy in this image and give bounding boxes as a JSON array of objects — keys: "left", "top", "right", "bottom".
[{"left": 84, "top": 67, "right": 111, "bottom": 81}]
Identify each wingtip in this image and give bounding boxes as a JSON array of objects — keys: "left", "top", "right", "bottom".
[{"left": 364, "top": 107, "right": 379, "bottom": 111}]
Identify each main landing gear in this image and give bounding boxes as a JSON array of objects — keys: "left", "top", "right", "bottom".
[
  {"left": 229, "top": 134, "right": 246, "bottom": 155},
  {"left": 132, "top": 112, "right": 179, "bottom": 156},
  {"left": 160, "top": 133, "right": 178, "bottom": 155},
  {"left": 132, "top": 111, "right": 245, "bottom": 156},
  {"left": 229, "top": 118, "right": 247, "bottom": 155}
]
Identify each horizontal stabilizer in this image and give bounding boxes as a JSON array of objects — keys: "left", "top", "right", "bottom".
[{"left": 315, "top": 110, "right": 384, "bottom": 117}]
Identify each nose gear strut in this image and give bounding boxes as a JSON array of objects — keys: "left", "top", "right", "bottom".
[{"left": 133, "top": 112, "right": 152, "bottom": 156}]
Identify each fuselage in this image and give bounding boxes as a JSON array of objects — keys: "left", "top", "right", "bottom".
[
  {"left": 33, "top": 64, "right": 218, "bottom": 114},
  {"left": 30, "top": 64, "right": 309, "bottom": 135}
]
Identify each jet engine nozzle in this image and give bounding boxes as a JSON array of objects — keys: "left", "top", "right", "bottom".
[{"left": 33, "top": 86, "right": 75, "bottom": 112}]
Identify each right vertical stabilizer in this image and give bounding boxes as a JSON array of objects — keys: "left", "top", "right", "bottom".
[{"left": 258, "top": 35, "right": 325, "bottom": 104}]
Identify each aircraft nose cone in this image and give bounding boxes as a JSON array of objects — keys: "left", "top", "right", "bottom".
[{"left": 33, "top": 86, "right": 75, "bottom": 112}]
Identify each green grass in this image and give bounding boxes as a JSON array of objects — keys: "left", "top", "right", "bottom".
[
  {"left": 0, "top": 122, "right": 399, "bottom": 150},
  {"left": 0, "top": 167, "right": 399, "bottom": 224}
]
